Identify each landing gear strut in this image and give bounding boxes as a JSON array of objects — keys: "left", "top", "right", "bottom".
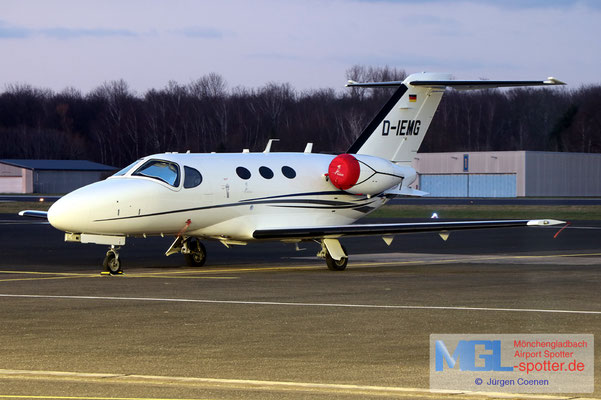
[{"left": 102, "top": 246, "right": 123, "bottom": 275}]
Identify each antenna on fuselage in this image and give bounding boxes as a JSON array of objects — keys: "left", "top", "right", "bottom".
[
  {"left": 263, "top": 139, "right": 280, "bottom": 153},
  {"left": 304, "top": 143, "right": 313, "bottom": 153}
]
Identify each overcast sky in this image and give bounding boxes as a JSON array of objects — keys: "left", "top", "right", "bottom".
[{"left": 1, "top": 0, "right": 599, "bottom": 94}]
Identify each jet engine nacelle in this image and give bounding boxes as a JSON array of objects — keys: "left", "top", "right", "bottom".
[{"left": 327, "top": 153, "right": 416, "bottom": 195}]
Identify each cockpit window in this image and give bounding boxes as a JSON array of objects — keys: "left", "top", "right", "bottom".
[
  {"left": 184, "top": 166, "right": 202, "bottom": 188},
  {"left": 113, "top": 160, "right": 141, "bottom": 177},
  {"left": 133, "top": 160, "right": 180, "bottom": 187}
]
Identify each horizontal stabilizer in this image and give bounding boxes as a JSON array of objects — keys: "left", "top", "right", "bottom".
[
  {"left": 411, "top": 78, "right": 566, "bottom": 90},
  {"left": 346, "top": 72, "right": 565, "bottom": 163},
  {"left": 346, "top": 77, "right": 566, "bottom": 90},
  {"left": 384, "top": 187, "right": 429, "bottom": 197},
  {"left": 346, "top": 80, "right": 404, "bottom": 88},
  {"left": 18, "top": 210, "right": 48, "bottom": 219},
  {"left": 253, "top": 219, "right": 565, "bottom": 240}
]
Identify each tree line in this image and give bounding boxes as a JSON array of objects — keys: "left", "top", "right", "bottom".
[{"left": 0, "top": 66, "right": 599, "bottom": 168}]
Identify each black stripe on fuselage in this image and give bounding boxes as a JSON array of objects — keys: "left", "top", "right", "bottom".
[
  {"left": 347, "top": 84, "right": 409, "bottom": 154},
  {"left": 92, "top": 194, "right": 381, "bottom": 223},
  {"left": 238, "top": 190, "right": 365, "bottom": 203}
]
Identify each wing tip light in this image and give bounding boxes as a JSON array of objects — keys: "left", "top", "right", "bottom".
[
  {"left": 544, "top": 77, "right": 566, "bottom": 85},
  {"left": 527, "top": 219, "right": 565, "bottom": 226}
]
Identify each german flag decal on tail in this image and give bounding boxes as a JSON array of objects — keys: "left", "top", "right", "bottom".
[{"left": 409, "top": 94, "right": 417, "bottom": 102}]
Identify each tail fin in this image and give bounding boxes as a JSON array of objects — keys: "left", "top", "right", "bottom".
[
  {"left": 347, "top": 72, "right": 450, "bottom": 165},
  {"left": 347, "top": 73, "right": 565, "bottom": 165}
]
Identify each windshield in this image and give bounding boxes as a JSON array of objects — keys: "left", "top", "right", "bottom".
[
  {"left": 133, "top": 160, "right": 180, "bottom": 187},
  {"left": 112, "top": 160, "right": 141, "bottom": 177}
]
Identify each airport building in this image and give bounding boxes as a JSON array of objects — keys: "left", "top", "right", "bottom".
[
  {"left": 412, "top": 151, "right": 601, "bottom": 197},
  {"left": 0, "top": 159, "right": 116, "bottom": 194}
]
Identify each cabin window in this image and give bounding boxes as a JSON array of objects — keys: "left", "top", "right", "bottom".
[
  {"left": 113, "top": 160, "right": 141, "bottom": 176},
  {"left": 236, "top": 166, "right": 251, "bottom": 180},
  {"left": 259, "top": 166, "right": 274, "bottom": 179},
  {"left": 133, "top": 160, "right": 180, "bottom": 187},
  {"left": 184, "top": 166, "right": 202, "bottom": 188},
  {"left": 281, "top": 166, "right": 296, "bottom": 179}
]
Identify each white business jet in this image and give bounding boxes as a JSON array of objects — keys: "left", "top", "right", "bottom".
[{"left": 20, "top": 72, "right": 566, "bottom": 274}]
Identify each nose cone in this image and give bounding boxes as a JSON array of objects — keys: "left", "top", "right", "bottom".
[
  {"left": 48, "top": 177, "right": 165, "bottom": 235},
  {"left": 48, "top": 189, "right": 91, "bottom": 233}
]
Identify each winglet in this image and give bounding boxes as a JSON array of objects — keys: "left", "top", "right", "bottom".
[
  {"left": 544, "top": 77, "right": 566, "bottom": 85},
  {"left": 526, "top": 219, "right": 565, "bottom": 226}
]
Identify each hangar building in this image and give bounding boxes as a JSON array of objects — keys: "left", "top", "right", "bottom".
[
  {"left": 412, "top": 151, "right": 601, "bottom": 197},
  {"left": 0, "top": 159, "right": 116, "bottom": 194}
]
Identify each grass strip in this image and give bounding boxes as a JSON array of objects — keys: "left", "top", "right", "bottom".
[
  {"left": 371, "top": 204, "right": 601, "bottom": 221},
  {"left": 0, "top": 201, "right": 53, "bottom": 214}
]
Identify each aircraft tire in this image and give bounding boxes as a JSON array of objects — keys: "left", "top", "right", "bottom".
[
  {"left": 103, "top": 251, "right": 122, "bottom": 274},
  {"left": 184, "top": 238, "right": 207, "bottom": 267},
  {"left": 325, "top": 250, "right": 348, "bottom": 271}
]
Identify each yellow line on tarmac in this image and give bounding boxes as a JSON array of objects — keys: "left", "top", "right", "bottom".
[
  {"left": 0, "top": 396, "right": 211, "bottom": 400},
  {"left": 352, "top": 252, "right": 601, "bottom": 268},
  {"left": 124, "top": 275, "right": 238, "bottom": 280},
  {"left": 0, "top": 270, "right": 92, "bottom": 276},
  {"left": 103, "top": 251, "right": 601, "bottom": 277},
  {"left": 0, "top": 276, "right": 88, "bottom": 283},
  {"left": 348, "top": 255, "right": 514, "bottom": 268},
  {"left": 511, "top": 252, "right": 601, "bottom": 259},
  {"left": 1, "top": 252, "right": 598, "bottom": 282},
  {"left": 138, "top": 264, "right": 323, "bottom": 276},
  {"left": 0, "top": 368, "right": 596, "bottom": 400}
]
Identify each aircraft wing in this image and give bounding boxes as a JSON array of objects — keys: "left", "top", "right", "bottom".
[
  {"left": 253, "top": 219, "right": 564, "bottom": 240},
  {"left": 18, "top": 210, "right": 49, "bottom": 219}
]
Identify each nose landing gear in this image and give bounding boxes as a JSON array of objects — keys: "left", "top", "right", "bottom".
[{"left": 102, "top": 246, "right": 123, "bottom": 275}]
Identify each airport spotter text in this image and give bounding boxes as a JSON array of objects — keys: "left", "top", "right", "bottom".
[
  {"left": 514, "top": 350, "right": 575, "bottom": 359},
  {"left": 513, "top": 339, "right": 588, "bottom": 349},
  {"left": 515, "top": 359, "right": 586, "bottom": 374},
  {"left": 382, "top": 120, "right": 421, "bottom": 136}
]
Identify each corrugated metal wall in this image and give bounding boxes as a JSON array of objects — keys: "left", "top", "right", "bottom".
[
  {"left": 469, "top": 174, "right": 516, "bottom": 197},
  {"left": 525, "top": 152, "right": 601, "bottom": 196},
  {"left": 413, "top": 151, "right": 601, "bottom": 197},
  {"left": 420, "top": 174, "right": 516, "bottom": 197},
  {"left": 0, "top": 177, "right": 24, "bottom": 193},
  {"left": 419, "top": 175, "right": 468, "bottom": 197},
  {"left": 0, "top": 164, "right": 32, "bottom": 193},
  {"left": 412, "top": 151, "right": 526, "bottom": 196},
  {"left": 34, "top": 171, "right": 107, "bottom": 193}
]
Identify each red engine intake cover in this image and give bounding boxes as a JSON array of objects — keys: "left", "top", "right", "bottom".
[{"left": 328, "top": 154, "right": 361, "bottom": 190}]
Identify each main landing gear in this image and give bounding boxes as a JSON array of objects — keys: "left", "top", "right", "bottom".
[
  {"left": 100, "top": 236, "right": 345, "bottom": 274},
  {"left": 165, "top": 236, "right": 207, "bottom": 267},
  {"left": 182, "top": 237, "right": 207, "bottom": 267},
  {"left": 318, "top": 238, "right": 348, "bottom": 271},
  {"left": 102, "top": 246, "right": 123, "bottom": 275}
]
